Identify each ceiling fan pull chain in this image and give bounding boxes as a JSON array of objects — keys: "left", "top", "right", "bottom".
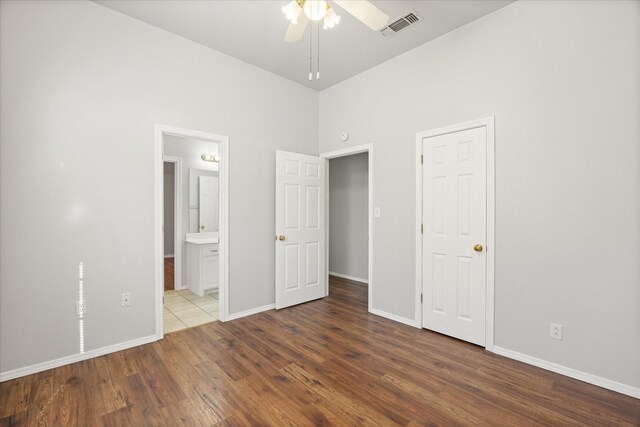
[
  {"left": 282, "top": 0, "right": 389, "bottom": 83},
  {"left": 308, "top": 11, "right": 313, "bottom": 81},
  {"left": 316, "top": 3, "right": 320, "bottom": 80}
]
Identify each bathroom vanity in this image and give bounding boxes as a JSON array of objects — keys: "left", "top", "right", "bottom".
[{"left": 186, "top": 232, "right": 219, "bottom": 296}]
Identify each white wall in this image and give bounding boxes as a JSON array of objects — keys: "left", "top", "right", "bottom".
[
  {"left": 329, "top": 153, "right": 369, "bottom": 281},
  {"left": 164, "top": 135, "right": 219, "bottom": 287},
  {"left": 0, "top": 0, "right": 318, "bottom": 374},
  {"left": 163, "top": 162, "right": 175, "bottom": 256},
  {"left": 1, "top": 0, "right": 638, "bottom": 393},
  {"left": 319, "top": 1, "right": 639, "bottom": 388}
]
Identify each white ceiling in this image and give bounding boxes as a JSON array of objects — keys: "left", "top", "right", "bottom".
[{"left": 95, "top": 0, "right": 514, "bottom": 91}]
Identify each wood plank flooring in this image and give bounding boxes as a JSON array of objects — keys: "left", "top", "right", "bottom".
[
  {"left": 1, "top": 276, "right": 638, "bottom": 426},
  {"left": 164, "top": 257, "right": 174, "bottom": 291}
]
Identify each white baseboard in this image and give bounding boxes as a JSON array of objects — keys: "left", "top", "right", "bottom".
[
  {"left": 329, "top": 271, "right": 368, "bottom": 284},
  {"left": 370, "top": 308, "right": 419, "bottom": 328},
  {"left": 491, "top": 346, "right": 640, "bottom": 399},
  {"left": 164, "top": 254, "right": 174, "bottom": 258},
  {"left": 0, "top": 334, "right": 158, "bottom": 382},
  {"left": 226, "top": 304, "right": 275, "bottom": 321}
]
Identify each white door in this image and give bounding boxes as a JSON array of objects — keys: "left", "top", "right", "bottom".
[
  {"left": 199, "top": 176, "right": 218, "bottom": 232},
  {"left": 275, "top": 150, "right": 325, "bottom": 309},
  {"left": 421, "top": 126, "right": 487, "bottom": 346}
]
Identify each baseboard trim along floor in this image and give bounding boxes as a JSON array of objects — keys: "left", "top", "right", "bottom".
[
  {"left": 0, "top": 334, "right": 158, "bottom": 382},
  {"left": 227, "top": 303, "right": 275, "bottom": 321},
  {"left": 492, "top": 346, "right": 640, "bottom": 399}
]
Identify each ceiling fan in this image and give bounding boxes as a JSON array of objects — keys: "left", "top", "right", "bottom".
[{"left": 282, "top": 0, "right": 390, "bottom": 43}]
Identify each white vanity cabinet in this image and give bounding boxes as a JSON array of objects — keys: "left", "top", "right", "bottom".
[{"left": 187, "top": 242, "right": 219, "bottom": 297}]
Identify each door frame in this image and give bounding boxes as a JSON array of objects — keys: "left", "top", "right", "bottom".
[
  {"left": 320, "top": 144, "right": 373, "bottom": 312},
  {"left": 414, "top": 117, "right": 495, "bottom": 350},
  {"left": 155, "top": 124, "right": 230, "bottom": 340},
  {"left": 162, "top": 155, "right": 183, "bottom": 290}
]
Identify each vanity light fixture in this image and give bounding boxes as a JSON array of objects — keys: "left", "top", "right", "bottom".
[{"left": 201, "top": 153, "right": 220, "bottom": 163}]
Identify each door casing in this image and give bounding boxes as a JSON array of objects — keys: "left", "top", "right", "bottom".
[{"left": 415, "top": 117, "right": 495, "bottom": 350}]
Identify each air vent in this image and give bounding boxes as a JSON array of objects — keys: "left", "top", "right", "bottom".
[
  {"left": 380, "top": 11, "right": 423, "bottom": 38},
  {"left": 405, "top": 13, "right": 420, "bottom": 24}
]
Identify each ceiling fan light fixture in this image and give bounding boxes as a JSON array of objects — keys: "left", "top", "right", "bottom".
[
  {"left": 303, "top": 0, "right": 327, "bottom": 21},
  {"left": 323, "top": 6, "right": 340, "bottom": 29},
  {"left": 282, "top": 1, "right": 302, "bottom": 24}
]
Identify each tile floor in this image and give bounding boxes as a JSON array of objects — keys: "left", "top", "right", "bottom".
[{"left": 164, "top": 288, "right": 219, "bottom": 334}]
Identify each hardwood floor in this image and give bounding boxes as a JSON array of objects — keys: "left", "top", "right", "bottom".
[
  {"left": 1, "top": 276, "right": 638, "bottom": 426},
  {"left": 164, "top": 257, "right": 174, "bottom": 291}
]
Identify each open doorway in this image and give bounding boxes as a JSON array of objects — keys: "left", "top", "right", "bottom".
[
  {"left": 321, "top": 144, "right": 373, "bottom": 312},
  {"left": 163, "top": 160, "right": 179, "bottom": 292},
  {"left": 155, "top": 125, "right": 229, "bottom": 338},
  {"left": 162, "top": 135, "right": 220, "bottom": 333}
]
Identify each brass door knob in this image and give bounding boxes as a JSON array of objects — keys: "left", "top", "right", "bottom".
[
  {"left": 278, "top": 235, "right": 286, "bottom": 241},
  {"left": 474, "top": 244, "right": 483, "bottom": 252}
]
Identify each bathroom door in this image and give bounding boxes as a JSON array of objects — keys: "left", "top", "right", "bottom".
[
  {"left": 275, "top": 151, "right": 326, "bottom": 309},
  {"left": 199, "top": 176, "right": 218, "bottom": 232}
]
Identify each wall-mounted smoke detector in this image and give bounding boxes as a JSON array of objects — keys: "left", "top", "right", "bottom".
[{"left": 380, "top": 11, "right": 422, "bottom": 38}]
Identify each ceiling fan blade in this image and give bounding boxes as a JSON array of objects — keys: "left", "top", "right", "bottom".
[
  {"left": 284, "top": 13, "right": 309, "bottom": 43},
  {"left": 333, "top": 1, "right": 389, "bottom": 31}
]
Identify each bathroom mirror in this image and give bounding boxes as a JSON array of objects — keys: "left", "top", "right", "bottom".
[{"left": 189, "top": 168, "right": 219, "bottom": 233}]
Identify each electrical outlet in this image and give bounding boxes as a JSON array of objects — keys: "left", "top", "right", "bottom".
[
  {"left": 374, "top": 207, "right": 381, "bottom": 218},
  {"left": 550, "top": 323, "right": 562, "bottom": 340},
  {"left": 121, "top": 292, "right": 131, "bottom": 307},
  {"left": 76, "top": 300, "right": 86, "bottom": 316}
]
